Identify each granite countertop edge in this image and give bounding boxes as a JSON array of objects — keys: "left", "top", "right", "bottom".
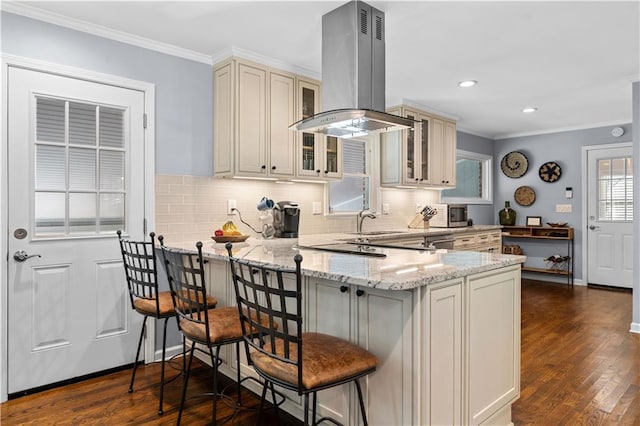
[{"left": 163, "top": 227, "right": 525, "bottom": 291}]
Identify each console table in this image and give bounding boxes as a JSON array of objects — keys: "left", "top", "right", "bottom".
[{"left": 502, "top": 226, "right": 574, "bottom": 286}]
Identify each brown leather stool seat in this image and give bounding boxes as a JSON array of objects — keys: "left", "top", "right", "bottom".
[
  {"left": 252, "top": 332, "right": 378, "bottom": 390},
  {"left": 227, "top": 243, "right": 379, "bottom": 426}
]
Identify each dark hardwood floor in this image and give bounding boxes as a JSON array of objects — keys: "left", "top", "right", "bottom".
[
  {"left": 513, "top": 280, "right": 639, "bottom": 425},
  {"left": 1, "top": 279, "right": 638, "bottom": 425}
]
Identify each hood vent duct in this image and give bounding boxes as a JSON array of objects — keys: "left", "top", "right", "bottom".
[{"left": 289, "top": 0, "right": 415, "bottom": 138}]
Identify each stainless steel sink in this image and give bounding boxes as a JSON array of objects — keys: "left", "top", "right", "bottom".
[{"left": 296, "top": 243, "right": 387, "bottom": 258}]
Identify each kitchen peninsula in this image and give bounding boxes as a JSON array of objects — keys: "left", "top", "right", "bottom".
[{"left": 167, "top": 233, "right": 525, "bottom": 425}]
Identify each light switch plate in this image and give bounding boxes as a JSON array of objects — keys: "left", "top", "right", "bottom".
[
  {"left": 556, "top": 204, "right": 572, "bottom": 213},
  {"left": 382, "top": 203, "right": 390, "bottom": 214},
  {"left": 312, "top": 201, "right": 322, "bottom": 215}
]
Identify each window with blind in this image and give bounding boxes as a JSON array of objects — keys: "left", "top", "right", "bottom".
[
  {"left": 597, "top": 156, "right": 633, "bottom": 221},
  {"left": 35, "top": 96, "right": 126, "bottom": 236},
  {"left": 328, "top": 139, "right": 370, "bottom": 213}
]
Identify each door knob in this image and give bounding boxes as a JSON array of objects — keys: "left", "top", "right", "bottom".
[
  {"left": 588, "top": 225, "right": 600, "bottom": 230},
  {"left": 13, "top": 250, "right": 41, "bottom": 262}
]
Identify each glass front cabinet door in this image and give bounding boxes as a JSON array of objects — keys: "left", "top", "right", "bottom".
[{"left": 296, "top": 78, "right": 342, "bottom": 180}]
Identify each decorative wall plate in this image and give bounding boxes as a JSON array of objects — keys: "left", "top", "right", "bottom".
[
  {"left": 514, "top": 185, "right": 536, "bottom": 206},
  {"left": 539, "top": 161, "right": 562, "bottom": 182},
  {"left": 501, "top": 151, "right": 529, "bottom": 178}
]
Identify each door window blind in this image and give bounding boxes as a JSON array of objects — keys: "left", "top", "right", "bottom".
[
  {"left": 34, "top": 96, "right": 126, "bottom": 236},
  {"left": 597, "top": 156, "right": 633, "bottom": 221}
]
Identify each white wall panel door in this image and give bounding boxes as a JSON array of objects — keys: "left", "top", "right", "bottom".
[
  {"left": 587, "top": 146, "right": 633, "bottom": 288},
  {"left": 7, "top": 66, "right": 146, "bottom": 393}
]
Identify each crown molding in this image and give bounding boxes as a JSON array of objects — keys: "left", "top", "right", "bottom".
[
  {"left": 212, "top": 47, "right": 320, "bottom": 80},
  {"left": 629, "top": 74, "right": 640, "bottom": 83},
  {"left": 494, "top": 119, "right": 632, "bottom": 140},
  {"left": 1, "top": 2, "right": 213, "bottom": 65}
]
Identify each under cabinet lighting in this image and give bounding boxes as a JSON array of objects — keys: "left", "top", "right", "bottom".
[
  {"left": 522, "top": 107, "right": 538, "bottom": 113},
  {"left": 458, "top": 80, "right": 477, "bottom": 88}
]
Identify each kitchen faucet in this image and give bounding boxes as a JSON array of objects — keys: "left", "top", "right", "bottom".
[{"left": 357, "top": 208, "right": 376, "bottom": 234}]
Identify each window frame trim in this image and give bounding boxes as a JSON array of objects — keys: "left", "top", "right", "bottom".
[{"left": 440, "top": 149, "right": 493, "bottom": 205}]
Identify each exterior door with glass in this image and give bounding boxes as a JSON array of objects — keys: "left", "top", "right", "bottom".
[
  {"left": 586, "top": 145, "right": 633, "bottom": 288},
  {"left": 7, "top": 66, "right": 146, "bottom": 393}
]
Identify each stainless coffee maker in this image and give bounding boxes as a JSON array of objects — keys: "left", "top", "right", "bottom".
[{"left": 273, "top": 201, "right": 300, "bottom": 238}]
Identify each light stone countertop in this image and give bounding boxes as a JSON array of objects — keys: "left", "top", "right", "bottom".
[{"left": 165, "top": 226, "right": 525, "bottom": 291}]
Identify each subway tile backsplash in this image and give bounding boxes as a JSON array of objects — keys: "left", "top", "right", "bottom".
[{"left": 155, "top": 174, "right": 440, "bottom": 244}]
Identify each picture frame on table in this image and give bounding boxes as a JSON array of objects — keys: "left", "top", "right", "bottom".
[{"left": 526, "top": 216, "right": 542, "bottom": 227}]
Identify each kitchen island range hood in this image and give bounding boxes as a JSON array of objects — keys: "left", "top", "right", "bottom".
[{"left": 289, "top": 0, "right": 415, "bottom": 138}]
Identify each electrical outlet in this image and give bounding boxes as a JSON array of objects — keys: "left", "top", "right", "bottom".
[
  {"left": 556, "top": 204, "right": 572, "bottom": 213},
  {"left": 382, "top": 203, "right": 390, "bottom": 214},
  {"left": 227, "top": 199, "right": 237, "bottom": 215},
  {"left": 312, "top": 201, "right": 322, "bottom": 215}
]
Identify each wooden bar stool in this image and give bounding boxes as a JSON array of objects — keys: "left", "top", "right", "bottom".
[
  {"left": 226, "top": 242, "right": 379, "bottom": 426},
  {"left": 118, "top": 231, "right": 210, "bottom": 415},
  {"left": 158, "top": 239, "right": 277, "bottom": 425}
]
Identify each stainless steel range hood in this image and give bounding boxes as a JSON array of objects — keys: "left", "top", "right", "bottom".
[{"left": 289, "top": 0, "right": 415, "bottom": 138}]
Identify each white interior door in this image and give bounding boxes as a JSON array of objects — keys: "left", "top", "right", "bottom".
[
  {"left": 587, "top": 145, "right": 633, "bottom": 288},
  {"left": 7, "top": 66, "right": 146, "bottom": 393}
]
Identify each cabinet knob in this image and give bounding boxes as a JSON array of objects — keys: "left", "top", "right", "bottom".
[
  {"left": 356, "top": 289, "right": 365, "bottom": 297},
  {"left": 316, "top": 170, "right": 321, "bottom": 174},
  {"left": 271, "top": 165, "right": 277, "bottom": 170},
  {"left": 324, "top": 170, "right": 328, "bottom": 174},
  {"left": 339, "top": 285, "right": 348, "bottom": 293},
  {"left": 261, "top": 165, "right": 266, "bottom": 170}
]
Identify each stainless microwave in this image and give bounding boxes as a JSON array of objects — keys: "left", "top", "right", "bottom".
[{"left": 429, "top": 204, "right": 469, "bottom": 228}]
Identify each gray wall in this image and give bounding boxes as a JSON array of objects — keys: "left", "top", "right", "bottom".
[
  {"left": 457, "top": 131, "right": 495, "bottom": 225},
  {"left": 1, "top": 11, "right": 213, "bottom": 176},
  {"left": 494, "top": 124, "right": 633, "bottom": 282}
]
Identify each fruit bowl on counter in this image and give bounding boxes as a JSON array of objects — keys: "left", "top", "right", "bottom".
[
  {"left": 211, "top": 234, "right": 250, "bottom": 243},
  {"left": 212, "top": 220, "right": 249, "bottom": 243}
]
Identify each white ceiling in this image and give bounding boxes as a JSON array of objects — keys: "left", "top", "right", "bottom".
[{"left": 6, "top": 1, "right": 639, "bottom": 139}]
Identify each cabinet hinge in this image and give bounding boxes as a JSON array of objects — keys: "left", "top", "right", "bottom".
[{"left": 143, "top": 113, "right": 147, "bottom": 129}]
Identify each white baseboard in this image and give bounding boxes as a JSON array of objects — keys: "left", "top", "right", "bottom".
[
  {"left": 630, "top": 322, "right": 640, "bottom": 334},
  {"left": 154, "top": 344, "right": 184, "bottom": 362}
]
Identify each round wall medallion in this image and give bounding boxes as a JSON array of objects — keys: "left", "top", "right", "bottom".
[
  {"left": 538, "top": 161, "right": 562, "bottom": 183},
  {"left": 501, "top": 151, "right": 529, "bottom": 178},
  {"left": 514, "top": 185, "right": 536, "bottom": 206}
]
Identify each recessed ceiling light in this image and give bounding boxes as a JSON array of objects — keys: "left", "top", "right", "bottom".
[
  {"left": 458, "top": 80, "right": 477, "bottom": 88},
  {"left": 522, "top": 107, "right": 538, "bottom": 113}
]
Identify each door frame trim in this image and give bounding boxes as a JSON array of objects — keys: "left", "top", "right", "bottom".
[
  {"left": 580, "top": 141, "right": 633, "bottom": 287},
  {"left": 1, "top": 54, "right": 156, "bottom": 402}
]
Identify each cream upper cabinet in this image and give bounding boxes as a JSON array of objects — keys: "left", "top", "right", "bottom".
[
  {"left": 381, "top": 105, "right": 456, "bottom": 188},
  {"left": 269, "top": 71, "right": 296, "bottom": 176},
  {"left": 430, "top": 117, "right": 457, "bottom": 188},
  {"left": 296, "top": 78, "right": 342, "bottom": 180},
  {"left": 213, "top": 57, "right": 296, "bottom": 179}
]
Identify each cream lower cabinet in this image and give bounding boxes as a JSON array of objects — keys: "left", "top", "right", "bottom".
[
  {"left": 420, "top": 278, "right": 464, "bottom": 425},
  {"left": 306, "top": 278, "right": 414, "bottom": 425},
  {"left": 203, "top": 258, "right": 519, "bottom": 425},
  {"left": 466, "top": 267, "right": 520, "bottom": 425},
  {"left": 454, "top": 230, "right": 502, "bottom": 253}
]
